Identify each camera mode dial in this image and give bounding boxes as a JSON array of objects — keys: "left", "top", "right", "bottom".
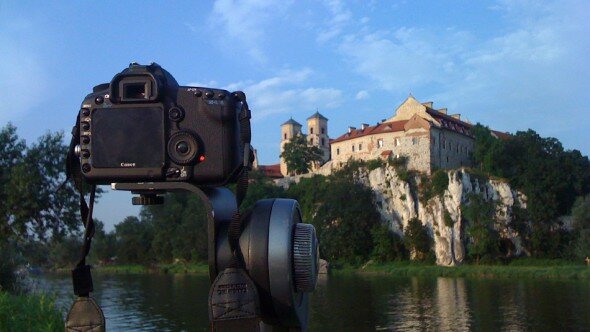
[{"left": 167, "top": 131, "right": 199, "bottom": 165}]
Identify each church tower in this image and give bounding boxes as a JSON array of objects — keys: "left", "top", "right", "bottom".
[
  {"left": 306, "top": 111, "right": 330, "bottom": 164},
  {"left": 280, "top": 118, "right": 302, "bottom": 176}
]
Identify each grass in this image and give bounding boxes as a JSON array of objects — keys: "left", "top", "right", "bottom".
[
  {"left": 92, "top": 262, "right": 209, "bottom": 275},
  {"left": 347, "top": 259, "right": 590, "bottom": 279},
  {"left": 0, "top": 291, "right": 63, "bottom": 332}
]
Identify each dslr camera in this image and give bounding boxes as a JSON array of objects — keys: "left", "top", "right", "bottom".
[
  {"left": 67, "top": 63, "right": 319, "bottom": 332},
  {"left": 76, "top": 62, "right": 244, "bottom": 185}
]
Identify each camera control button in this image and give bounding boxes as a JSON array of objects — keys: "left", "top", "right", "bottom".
[
  {"left": 205, "top": 91, "right": 214, "bottom": 99},
  {"left": 95, "top": 96, "right": 104, "bottom": 105},
  {"left": 81, "top": 149, "right": 90, "bottom": 158},
  {"left": 81, "top": 136, "right": 90, "bottom": 144},
  {"left": 168, "top": 107, "right": 184, "bottom": 121},
  {"left": 81, "top": 122, "right": 90, "bottom": 131},
  {"left": 81, "top": 108, "right": 90, "bottom": 117},
  {"left": 81, "top": 164, "right": 91, "bottom": 173}
]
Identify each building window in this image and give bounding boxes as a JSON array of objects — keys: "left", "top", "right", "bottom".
[
  {"left": 394, "top": 138, "right": 400, "bottom": 147},
  {"left": 359, "top": 143, "right": 362, "bottom": 151},
  {"left": 284, "top": 133, "right": 287, "bottom": 140},
  {"left": 336, "top": 148, "right": 340, "bottom": 155},
  {"left": 431, "top": 137, "right": 435, "bottom": 145},
  {"left": 310, "top": 138, "right": 313, "bottom": 145},
  {"left": 442, "top": 138, "right": 446, "bottom": 149},
  {"left": 412, "top": 137, "right": 419, "bottom": 145},
  {"left": 321, "top": 127, "right": 325, "bottom": 134},
  {"left": 377, "top": 139, "right": 383, "bottom": 148},
  {"left": 321, "top": 138, "right": 325, "bottom": 146},
  {"left": 352, "top": 145, "right": 355, "bottom": 152}
]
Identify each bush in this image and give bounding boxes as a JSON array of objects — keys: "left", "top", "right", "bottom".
[
  {"left": 0, "top": 241, "right": 20, "bottom": 292},
  {"left": 366, "top": 159, "right": 384, "bottom": 171},
  {"left": 403, "top": 218, "right": 431, "bottom": 260},
  {"left": 431, "top": 170, "right": 449, "bottom": 197},
  {"left": 0, "top": 292, "right": 63, "bottom": 331},
  {"left": 371, "top": 225, "right": 405, "bottom": 262}
]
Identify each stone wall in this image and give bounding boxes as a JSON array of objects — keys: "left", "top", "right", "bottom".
[{"left": 430, "top": 128, "right": 474, "bottom": 170}]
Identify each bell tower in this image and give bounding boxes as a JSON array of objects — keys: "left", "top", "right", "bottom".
[
  {"left": 306, "top": 112, "right": 330, "bottom": 164},
  {"left": 280, "top": 118, "right": 302, "bottom": 176}
]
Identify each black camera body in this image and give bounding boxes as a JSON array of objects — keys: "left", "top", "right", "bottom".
[{"left": 78, "top": 63, "right": 243, "bottom": 186}]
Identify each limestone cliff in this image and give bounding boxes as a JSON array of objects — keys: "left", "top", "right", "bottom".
[{"left": 361, "top": 166, "right": 526, "bottom": 266}]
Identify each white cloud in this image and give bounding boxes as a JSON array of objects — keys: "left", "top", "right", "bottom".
[
  {"left": 355, "top": 90, "right": 369, "bottom": 100},
  {"left": 334, "top": 0, "right": 590, "bottom": 136},
  {"left": 225, "top": 68, "right": 342, "bottom": 120},
  {"left": 207, "top": 0, "right": 293, "bottom": 63},
  {"left": 317, "top": 0, "right": 353, "bottom": 43}
]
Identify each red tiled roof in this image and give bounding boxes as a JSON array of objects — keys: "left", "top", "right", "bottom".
[
  {"left": 491, "top": 130, "right": 511, "bottom": 140},
  {"left": 425, "top": 108, "right": 474, "bottom": 137},
  {"left": 331, "top": 120, "right": 408, "bottom": 144},
  {"left": 257, "top": 164, "right": 283, "bottom": 178}
]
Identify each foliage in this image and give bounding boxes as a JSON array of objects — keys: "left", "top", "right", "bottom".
[
  {"left": 114, "top": 216, "right": 154, "bottom": 263},
  {"left": 572, "top": 195, "right": 590, "bottom": 231},
  {"left": 431, "top": 170, "right": 449, "bottom": 197},
  {"left": 279, "top": 134, "right": 324, "bottom": 175},
  {"left": 462, "top": 194, "right": 500, "bottom": 262},
  {"left": 403, "top": 218, "right": 431, "bottom": 260},
  {"left": 419, "top": 170, "right": 449, "bottom": 204},
  {"left": 371, "top": 225, "right": 405, "bottom": 262},
  {"left": 572, "top": 196, "right": 590, "bottom": 260},
  {"left": 365, "top": 159, "right": 384, "bottom": 171},
  {"left": 0, "top": 291, "right": 63, "bottom": 331},
  {"left": 0, "top": 124, "right": 95, "bottom": 242},
  {"left": 90, "top": 220, "right": 118, "bottom": 264},
  {"left": 0, "top": 240, "right": 21, "bottom": 292},
  {"left": 47, "top": 236, "right": 82, "bottom": 268},
  {"left": 240, "top": 172, "right": 286, "bottom": 211},
  {"left": 285, "top": 173, "right": 381, "bottom": 264},
  {"left": 142, "top": 193, "right": 208, "bottom": 263},
  {"left": 310, "top": 178, "right": 381, "bottom": 264},
  {"left": 470, "top": 124, "right": 590, "bottom": 257}
]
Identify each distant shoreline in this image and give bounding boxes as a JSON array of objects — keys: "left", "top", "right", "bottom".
[
  {"left": 341, "top": 260, "right": 590, "bottom": 279},
  {"left": 51, "top": 259, "right": 590, "bottom": 280}
]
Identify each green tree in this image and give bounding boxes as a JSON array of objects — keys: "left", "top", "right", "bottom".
[
  {"left": 115, "top": 216, "right": 154, "bottom": 263},
  {"left": 90, "top": 220, "right": 118, "bottom": 263},
  {"left": 403, "top": 218, "right": 431, "bottom": 260},
  {"left": 572, "top": 196, "right": 590, "bottom": 260},
  {"left": 295, "top": 175, "right": 381, "bottom": 264},
  {"left": 0, "top": 124, "right": 85, "bottom": 242},
  {"left": 462, "top": 194, "right": 500, "bottom": 263},
  {"left": 371, "top": 225, "right": 405, "bottom": 262},
  {"left": 141, "top": 193, "right": 208, "bottom": 262},
  {"left": 470, "top": 124, "right": 506, "bottom": 175},
  {"left": 280, "top": 134, "right": 323, "bottom": 175}
]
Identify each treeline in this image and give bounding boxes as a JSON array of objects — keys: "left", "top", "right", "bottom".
[{"left": 470, "top": 125, "right": 590, "bottom": 259}]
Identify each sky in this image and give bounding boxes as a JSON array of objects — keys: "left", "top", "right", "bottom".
[{"left": 1, "top": 0, "right": 589, "bottom": 231}]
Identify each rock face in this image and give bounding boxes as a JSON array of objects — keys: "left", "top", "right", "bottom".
[{"left": 363, "top": 166, "right": 526, "bottom": 266}]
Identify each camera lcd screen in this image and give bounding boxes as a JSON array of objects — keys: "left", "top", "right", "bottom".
[{"left": 91, "top": 107, "right": 165, "bottom": 168}]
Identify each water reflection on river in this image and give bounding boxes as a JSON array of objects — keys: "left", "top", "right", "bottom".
[{"left": 38, "top": 273, "right": 590, "bottom": 331}]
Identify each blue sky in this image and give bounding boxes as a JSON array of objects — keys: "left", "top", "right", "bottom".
[{"left": 1, "top": 0, "right": 589, "bottom": 231}]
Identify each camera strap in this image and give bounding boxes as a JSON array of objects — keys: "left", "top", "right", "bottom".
[
  {"left": 210, "top": 93, "right": 263, "bottom": 331},
  {"left": 63, "top": 116, "right": 105, "bottom": 332}
]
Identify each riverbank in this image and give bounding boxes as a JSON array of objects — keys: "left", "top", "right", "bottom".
[
  {"left": 0, "top": 291, "right": 63, "bottom": 331},
  {"left": 349, "top": 259, "right": 590, "bottom": 279},
  {"left": 90, "top": 262, "right": 209, "bottom": 275}
]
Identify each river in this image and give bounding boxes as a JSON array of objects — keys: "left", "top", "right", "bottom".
[{"left": 36, "top": 273, "right": 590, "bottom": 331}]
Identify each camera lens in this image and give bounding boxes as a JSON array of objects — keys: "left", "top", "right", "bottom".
[{"left": 176, "top": 141, "right": 190, "bottom": 155}]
